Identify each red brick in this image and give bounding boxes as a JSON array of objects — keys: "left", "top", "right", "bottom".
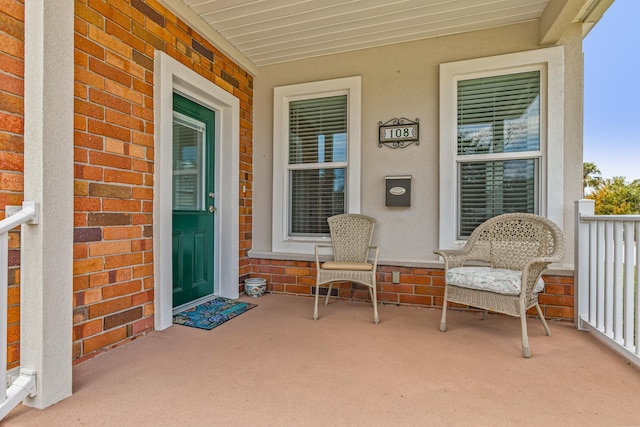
[
  {"left": 102, "top": 226, "right": 141, "bottom": 240},
  {"left": 75, "top": 164, "right": 104, "bottom": 181},
  {"left": 89, "top": 240, "right": 131, "bottom": 257},
  {"left": 73, "top": 258, "right": 104, "bottom": 275},
  {"left": 88, "top": 119, "right": 131, "bottom": 142},
  {"left": 132, "top": 289, "right": 153, "bottom": 306},
  {"left": 73, "top": 319, "right": 103, "bottom": 341},
  {"left": 89, "top": 88, "right": 131, "bottom": 114},
  {"left": 0, "top": 172, "right": 23, "bottom": 191},
  {"left": 75, "top": 99, "right": 105, "bottom": 120},
  {"left": 87, "top": 0, "right": 131, "bottom": 30},
  {"left": 82, "top": 327, "right": 127, "bottom": 355},
  {"left": 131, "top": 316, "right": 154, "bottom": 335},
  {"left": 103, "top": 169, "right": 143, "bottom": 185},
  {"left": 89, "top": 56, "right": 132, "bottom": 87},
  {"left": 104, "top": 80, "right": 143, "bottom": 105},
  {"left": 75, "top": 288, "right": 102, "bottom": 307},
  {"left": 0, "top": 32, "right": 22, "bottom": 60},
  {"left": 103, "top": 253, "right": 143, "bottom": 269},
  {"left": 74, "top": 243, "right": 88, "bottom": 259},
  {"left": 73, "top": 275, "right": 89, "bottom": 292},
  {"left": 75, "top": 2, "right": 104, "bottom": 29},
  {"left": 0, "top": 112, "right": 22, "bottom": 133},
  {"left": 88, "top": 296, "right": 132, "bottom": 319},
  {"left": 74, "top": 33, "right": 105, "bottom": 60},
  {"left": 89, "top": 272, "right": 110, "bottom": 288},
  {"left": 102, "top": 280, "right": 142, "bottom": 300},
  {"left": 104, "top": 307, "right": 143, "bottom": 330},
  {"left": 74, "top": 197, "right": 101, "bottom": 212},
  {"left": 102, "top": 199, "right": 141, "bottom": 212},
  {"left": 132, "top": 263, "right": 153, "bottom": 278},
  {"left": 0, "top": 52, "right": 23, "bottom": 78}
]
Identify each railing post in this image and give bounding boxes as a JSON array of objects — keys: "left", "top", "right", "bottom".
[
  {"left": 0, "top": 202, "right": 38, "bottom": 418},
  {"left": 0, "top": 232, "right": 7, "bottom": 402},
  {"left": 575, "top": 199, "right": 595, "bottom": 329}
]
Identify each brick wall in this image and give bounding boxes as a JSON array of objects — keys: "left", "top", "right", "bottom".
[
  {"left": 72, "top": 0, "right": 253, "bottom": 362},
  {"left": 0, "top": 0, "right": 25, "bottom": 370},
  {"left": 250, "top": 259, "right": 575, "bottom": 321}
]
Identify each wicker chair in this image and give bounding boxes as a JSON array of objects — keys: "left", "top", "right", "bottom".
[
  {"left": 434, "top": 213, "right": 565, "bottom": 357},
  {"left": 314, "top": 214, "right": 380, "bottom": 323}
]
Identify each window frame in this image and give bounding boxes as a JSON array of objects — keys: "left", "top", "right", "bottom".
[
  {"left": 272, "top": 76, "right": 361, "bottom": 254},
  {"left": 439, "top": 47, "right": 564, "bottom": 249}
]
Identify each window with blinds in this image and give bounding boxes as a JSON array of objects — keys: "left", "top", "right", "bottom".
[
  {"left": 288, "top": 95, "right": 347, "bottom": 236},
  {"left": 456, "top": 71, "right": 541, "bottom": 238}
]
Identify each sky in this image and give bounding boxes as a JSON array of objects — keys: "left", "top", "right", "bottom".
[{"left": 583, "top": 0, "right": 640, "bottom": 181}]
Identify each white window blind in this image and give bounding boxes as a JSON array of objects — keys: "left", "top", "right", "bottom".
[
  {"left": 288, "top": 96, "right": 347, "bottom": 235},
  {"left": 456, "top": 71, "right": 540, "bottom": 238}
]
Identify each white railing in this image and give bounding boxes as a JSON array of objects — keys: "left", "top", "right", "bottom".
[
  {"left": 576, "top": 200, "right": 640, "bottom": 368},
  {"left": 0, "top": 201, "right": 38, "bottom": 419}
]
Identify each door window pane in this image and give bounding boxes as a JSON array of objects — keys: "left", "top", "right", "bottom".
[{"left": 173, "top": 112, "right": 206, "bottom": 211}]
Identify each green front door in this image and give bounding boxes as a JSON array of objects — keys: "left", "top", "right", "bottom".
[{"left": 172, "top": 93, "right": 215, "bottom": 308}]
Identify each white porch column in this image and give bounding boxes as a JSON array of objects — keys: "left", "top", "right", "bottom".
[{"left": 22, "top": 0, "right": 74, "bottom": 408}]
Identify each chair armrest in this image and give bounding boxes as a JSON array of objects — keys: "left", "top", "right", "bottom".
[
  {"left": 520, "top": 256, "right": 563, "bottom": 295},
  {"left": 433, "top": 248, "right": 469, "bottom": 269},
  {"left": 315, "top": 244, "right": 334, "bottom": 268}
]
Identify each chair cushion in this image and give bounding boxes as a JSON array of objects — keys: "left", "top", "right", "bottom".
[
  {"left": 321, "top": 261, "right": 373, "bottom": 271},
  {"left": 446, "top": 267, "right": 545, "bottom": 295}
]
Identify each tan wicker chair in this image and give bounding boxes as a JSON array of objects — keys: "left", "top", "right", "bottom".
[
  {"left": 314, "top": 214, "right": 380, "bottom": 323},
  {"left": 434, "top": 213, "right": 565, "bottom": 357}
]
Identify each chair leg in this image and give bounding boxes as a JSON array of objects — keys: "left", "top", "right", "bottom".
[
  {"left": 482, "top": 309, "right": 488, "bottom": 320},
  {"left": 519, "top": 299, "right": 531, "bottom": 358},
  {"left": 369, "top": 286, "right": 379, "bottom": 324},
  {"left": 440, "top": 286, "right": 448, "bottom": 332},
  {"left": 535, "top": 303, "right": 551, "bottom": 336},
  {"left": 313, "top": 283, "right": 321, "bottom": 320},
  {"left": 324, "top": 284, "right": 333, "bottom": 306}
]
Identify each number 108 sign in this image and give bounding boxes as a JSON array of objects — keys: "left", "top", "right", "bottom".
[
  {"left": 378, "top": 118, "right": 419, "bottom": 149},
  {"left": 383, "top": 125, "right": 416, "bottom": 140}
]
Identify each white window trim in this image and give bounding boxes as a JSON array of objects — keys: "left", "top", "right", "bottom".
[
  {"left": 272, "top": 76, "right": 361, "bottom": 254},
  {"left": 439, "top": 47, "right": 564, "bottom": 249}
]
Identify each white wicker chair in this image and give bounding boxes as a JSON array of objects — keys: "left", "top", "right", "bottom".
[
  {"left": 314, "top": 214, "right": 380, "bottom": 323},
  {"left": 434, "top": 213, "right": 565, "bottom": 357}
]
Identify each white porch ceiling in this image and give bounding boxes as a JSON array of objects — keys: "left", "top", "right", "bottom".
[{"left": 168, "top": 0, "right": 611, "bottom": 69}]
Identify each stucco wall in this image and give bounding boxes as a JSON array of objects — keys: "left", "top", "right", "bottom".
[{"left": 252, "top": 20, "right": 582, "bottom": 267}]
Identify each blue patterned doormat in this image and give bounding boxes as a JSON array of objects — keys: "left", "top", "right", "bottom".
[{"left": 173, "top": 297, "right": 257, "bottom": 330}]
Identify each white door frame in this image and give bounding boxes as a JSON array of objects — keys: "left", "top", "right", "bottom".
[{"left": 154, "top": 51, "right": 240, "bottom": 330}]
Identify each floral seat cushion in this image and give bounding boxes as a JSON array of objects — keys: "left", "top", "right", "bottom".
[{"left": 446, "top": 266, "right": 545, "bottom": 295}]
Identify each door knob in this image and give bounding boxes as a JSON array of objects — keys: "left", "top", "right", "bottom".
[{"left": 209, "top": 206, "right": 216, "bottom": 213}]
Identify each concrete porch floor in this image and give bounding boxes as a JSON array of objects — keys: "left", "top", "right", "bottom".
[{"left": 5, "top": 293, "right": 640, "bottom": 426}]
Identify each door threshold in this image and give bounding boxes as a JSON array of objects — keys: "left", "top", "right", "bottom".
[{"left": 172, "top": 294, "right": 219, "bottom": 315}]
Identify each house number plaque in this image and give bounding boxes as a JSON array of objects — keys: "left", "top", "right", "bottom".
[{"left": 378, "top": 118, "right": 419, "bottom": 149}]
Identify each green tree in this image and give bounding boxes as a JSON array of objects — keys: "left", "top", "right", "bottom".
[
  {"left": 586, "top": 176, "right": 640, "bottom": 215},
  {"left": 583, "top": 162, "right": 603, "bottom": 195}
]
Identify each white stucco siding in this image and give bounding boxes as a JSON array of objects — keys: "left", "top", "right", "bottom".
[{"left": 252, "top": 20, "right": 583, "bottom": 267}]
